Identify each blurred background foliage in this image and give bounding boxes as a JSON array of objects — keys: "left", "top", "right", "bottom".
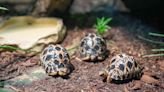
[{"left": 0, "top": 0, "right": 163, "bottom": 57}]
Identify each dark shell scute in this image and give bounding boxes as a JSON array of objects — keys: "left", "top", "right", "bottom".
[
  {"left": 134, "top": 61, "right": 138, "bottom": 67},
  {"left": 64, "top": 59, "right": 68, "bottom": 64},
  {"left": 43, "top": 49, "right": 48, "bottom": 55},
  {"left": 100, "top": 41, "right": 105, "bottom": 46},
  {"left": 59, "top": 54, "right": 63, "bottom": 59},
  {"left": 127, "top": 61, "right": 133, "bottom": 69},
  {"left": 109, "top": 65, "right": 115, "bottom": 71},
  {"left": 122, "top": 75, "right": 125, "bottom": 80},
  {"left": 119, "top": 54, "right": 123, "bottom": 57},
  {"left": 48, "top": 48, "right": 54, "bottom": 52},
  {"left": 64, "top": 53, "right": 69, "bottom": 58},
  {"left": 45, "top": 67, "right": 49, "bottom": 73},
  {"left": 111, "top": 59, "right": 116, "bottom": 63},
  {"left": 96, "top": 38, "right": 101, "bottom": 41},
  {"left": 55, "top": 46, "right": 61, "bottom": 51},
  {"left": 119, "top": 64, "right": 125, "bottom": 71},
  {"left": 58, "top": 63, "right": 64, "bottom": 68},
  {"left": 80, "top": 41, "right": 85, "bottom": 47},
  {"left": 85, "top": 45, "right": 90, "bottom": 50},
  {"left": 54, "top": 60, "right": 59, "bottom": 65},
  {"left": 45, "top": 55, "right": 53, "bottom": 61},
  {"left": 117, "top": 76, "right": 121, "bottom": 80},
  {"left": 94, "top": 45, "right": 99, "bottom": 50}
]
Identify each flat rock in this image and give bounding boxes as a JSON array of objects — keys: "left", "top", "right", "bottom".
[{"left": 0, "top": 16, "right": 66, "bottom": 53}]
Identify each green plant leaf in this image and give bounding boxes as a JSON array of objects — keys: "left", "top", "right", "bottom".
[
  {"left": 0, "top": 45, "right": 35, "bottom": 53},
  {"left": 95, "top": 17, "right": 112, "bottom": 36},
  {"left": 103, "top": 18, "right": 112, "bottom": 25},
  {"left": 0, "top": 7, "right": 8, "bottom": 11}
]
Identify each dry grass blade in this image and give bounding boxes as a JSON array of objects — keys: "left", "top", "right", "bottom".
[
  {"left": 148, "top": 32, "right": 164, "bottom": 37},
  {"left": 151, "top": 48, "right": 164, "bottom": 52},
  {"left": 138, "top": 35, "right": 164, "bottom": 45},
  {"left": 138, "top": 32, "right": 164, "bottom": 57},
  {"left": 142, "top": 53, "right": 164, "bottom": 57}
]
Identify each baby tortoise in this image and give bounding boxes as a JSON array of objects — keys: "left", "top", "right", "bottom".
[
  {"left": 79, "top": 33, "right": 107, "bottom": 61},
  {"left": 99, "top": 53, "right": 143, "bottom": 82},
  {"left": 40, "top": 44, "right": 72, "bottom": 76}
]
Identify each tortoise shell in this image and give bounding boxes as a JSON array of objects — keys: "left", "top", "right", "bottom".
[
  {"left": 99, "top": 53, "right": 142, "bottom": 82},
  {"left": 79, "top": 33, "right": 107, "bottom": 61},
  {"left": 40, "top": 44, "right": 72, "bottom": 76}
]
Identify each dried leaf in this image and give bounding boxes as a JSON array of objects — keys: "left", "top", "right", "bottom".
[
  {"left": 130, "top": 81, "right": 141, "bottom": 90},
  {"left": 143, "top": 71, "right": 156, "bottom": 77},
  {"left": 124, "top": 85, "right": 130, "bottom": 92},
  {"left": 158, "top": 61, "right": 164, "bottom": 71},
  {"left": 159, "top": 67, "right": 164, "bottom": 71},
  {"left": 158, "top": 61, "right": 164, "bottom": 68},
  {"left": 141, "top": 74, "right": 159, "bottom": 84}
]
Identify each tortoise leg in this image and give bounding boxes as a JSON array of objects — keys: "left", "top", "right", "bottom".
[
  {"left": 81, "top": 55, "right": 90, "bottom": 61},
  {"left": 58, "top": 68, "right": 68, "bottom": 76},
  {"left": 38, "top": 61, "right": 42, "bottom": 66},
  {"left": 49, "top": 71, "right": 58, "bottom": 76},
  {"left": 107, "top": 76, "right": 112, "bottom": 83},
  {"left": 90, "top": 55, "right": 96, "bottom": 61},
  {"left": 98, "top": 56, "right": 104, "bottom": 61}
]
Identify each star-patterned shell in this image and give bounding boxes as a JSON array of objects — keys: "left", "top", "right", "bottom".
[
  {"left": 40, "top": 44, "right": 72, "bottom": 76},
  {"left": 79, "top": 33, "right": 107, "bottom": 61}
]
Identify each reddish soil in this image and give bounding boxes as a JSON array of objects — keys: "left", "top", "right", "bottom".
[{"left": 0, "top": 27, "right": 163, "bottom": 92}]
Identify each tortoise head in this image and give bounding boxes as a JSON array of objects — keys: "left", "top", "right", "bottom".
[{"left": 99, "top": 69, "right": 109, "bottom": 82}]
